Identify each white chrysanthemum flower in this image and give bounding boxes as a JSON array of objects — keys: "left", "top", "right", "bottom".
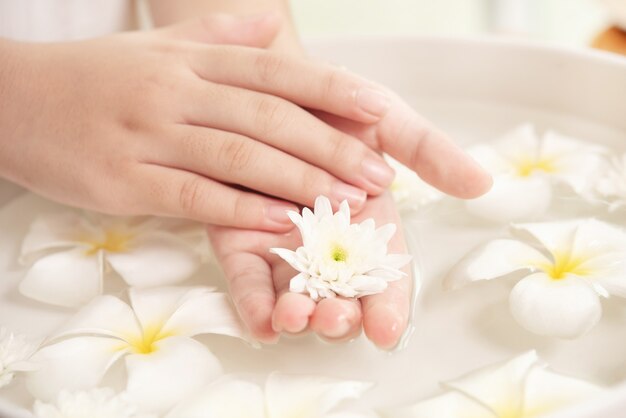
[
  {"left": 270, "top": 196, "right": 412, "bottom": 301},
  {"left": 381, "top": 351, "right": 602, "bottom": 418},
  {"left": 33, "top": 388, "right": 156, "bottom": 418},
  {"left": 26, "top": 287, "right": 244, "bottom": 414},
  {"left": 445, "top": 219, "right": 626, "bottom": 338},
  {"left": 465, "top": 124, "right": 607, "bottom": 223},
  {"left": 386, "top": 156, "right": 443, "bottom": 212},
  {"left": 594, "top": 153, "right": 626, "bottom": 211},
  {"left": 0, "top": 327, "right": 38, "bottom": 389},
  {"left": 19, "top": 212, "right": 202, "bottom": 307},
  {"left": 166, "top": 373, "right": 373, "bottom": 418}
]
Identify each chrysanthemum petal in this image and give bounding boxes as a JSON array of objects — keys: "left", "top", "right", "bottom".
[
  {"left": 374, "top": 224, "right": 396, "bottom": 244},
  {"left": 165, "top": 378, "right": 265, "bottom": 418},
  {"left": 270, "top": 248, "right": 307, "bottom": 272},
  {"left": 380, "top": 391, "right": 494, "bottom": 418},
  {"left": 444, "top": 239, "right": 547, "bottom": 290},
  {"left": 265, "top": 373, "right": 372, "bottom": 418},
  {"left": 465, "top": 175, "right": 552, "bottom": 223},
  {"left": 314, "top": 196, "right": 334, "bottom": 219},
  {"left": 509, "top": 273, "right": 602, "bottom": 338},
  {"left": 25, "top": 336, "right": 126, "bottom": 402},
  {"left": 107, "top": 232, "right": 200, "bottom": 288},
  {"left": 523, "top": 367, "right": 603, "bottom": 415},
  {"left": 443, "top": 351, "right": 540, "bottom": 417},
  {"left": 19, "top": 248, "right": 103, "bottom": 308},
  {"left": 290, "top": 273, "right": 308, "bottom": 293},
  {"left": 125, "top": 336, "right": 222, "bottom": 414}
]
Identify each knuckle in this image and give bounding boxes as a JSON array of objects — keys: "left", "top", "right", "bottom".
[
  {"left": 322, "top": 68, "right": 343, "bottom": 99},
  {"left": 178, "top": 176, "right": 206, "bottom": 217},
  {"left": 217, "top": 136, "right": 255, "bottom": 173},
  {"left": 325, "top": 130, "right": 355, "bottom": 164},
  {"left": 232, "top": 194, "right": 255, "bottom": 225},
  {"left": 251, "top": 96, "right": 289, "bottom": 137},
  {"left": 300, "top": 167, "right": 326, "bottom": 198},
  {"left": 254, "top": 52, "right": 285, "bottom": 83},
  {"left": 408, "top": 124, "right": 431, "bottom": 168}
]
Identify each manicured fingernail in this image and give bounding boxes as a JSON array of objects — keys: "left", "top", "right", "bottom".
[
  {"left": 356, "top": 87, "right": 391, "bottom": 118},
  {"left": 331, "top": 183, "right": 366, "bottom": 209},
  {"left": 362, "top": 158, "right": 395, "bottom": 188},
  {"left": 267, "top": 205, "right": 297, "bottom": 225}
]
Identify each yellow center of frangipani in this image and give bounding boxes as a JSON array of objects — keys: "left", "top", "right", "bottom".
[
  {"left": 121, "top": 324, "right": 174, "bottom": 355},
  {"left": 534, "top": 251, "right": 591, "bottom": 280},
  {"left": 515, "top": 157, "right": 556, "bottom": 177},
  {"left": 83, "top": 229, "right": 134, "bottom": 256},
  {"left": 330, "top": 244, "right": 348, "bottom": 262}
]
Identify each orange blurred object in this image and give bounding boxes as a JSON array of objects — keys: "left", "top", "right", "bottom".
[{"left": 592, "top": 26, "right": 626, "bottom": 55}]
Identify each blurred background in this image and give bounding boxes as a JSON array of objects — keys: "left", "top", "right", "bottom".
[{"left": 291, "top": 0, "right": 623, "bottom": 50}]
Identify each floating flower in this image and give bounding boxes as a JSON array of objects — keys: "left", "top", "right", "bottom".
[
  {"left": 33, "top": 388, "right": 156, "bottom": 418},
  {"left": 381, "top": 351, "right": 602, "bottom": 418},
  {"left": 592, "top": 152, "right": 626, "bottom": 211},
  {"left": 25, "top": 287, "right": 244, "bottom": 414},
  {"left": 270, "top": 196, "right": 412, "bottom": 301},
  {"left": 465, "top": 125, "right": 606, "bottom": 223},
  {"left": 165, "top": 373, "right": 373, "bottom": 418},
  {"left": 0, "top": 327, "right": 38, "bottom": 389},
  {"left": 386, "top": 156, "right": 443, "bottom": 212},
  {"left": 445, "top": 219, "right": 626, "bottom": 338},
  {"left": 19, "top": 212, "right": 201, "bottom": 307}
]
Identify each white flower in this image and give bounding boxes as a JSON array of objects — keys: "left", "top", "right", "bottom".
[
  {"left": 593, "top": 153, "right": 626, "bottom": 211},
  {"left": 386, "top": 156, "right": 443, "bottom": 212},
  {"left": 19, "top": 212, "right": 202, "bottom": 307},
  {"left": 465, "top": 124, "right": 607, "bottom": 223},
  {"left": 25, "top": 287, "right": 244, "bottom": 414},
  {"left": 270, "top": 196, "right": 412, "bottom": 301},
  {"left": 445, "top": 219, "right": 626, "bottom": 338},
  {"left": 165, "top": 373, "right": 373, "bottom": 418},
  {"left": 0, "top": 327, "right": 38, "bottom": 389},
  {"left": 33, "top": 388, "right": 156, "bottom": 418},
  {"left": 381, "top": 351, "right": 602, "bottom": 418}
]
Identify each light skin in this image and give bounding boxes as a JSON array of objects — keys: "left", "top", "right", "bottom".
[{"left": 0, "top": 3, "right": 492, "bottom": 349}]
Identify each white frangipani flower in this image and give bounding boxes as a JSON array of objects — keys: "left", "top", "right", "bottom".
[
  {"left": 270, "top": 196, "right": 412, "bottom": 301},
  {"left": 593, "top": 153, "right": 626, "bottom": 211},
  {"left": 33, "top": 388, "right": 156, "bottom": 418},
  {"left": 465, "top": 124, "right": 607, "bottom": 223},
  {"left": 19, "top": 212, "right": 202, "bottom": 307},
  {"left": 25, "top": 287, "right": 244, "bottom": 414},
  {"left": 382, "top": 351, "right": 602, "bottom": 418},
  {"left": 0, "top": 327, "right": 38, "bottom": 389},
  {"left": 446, "top": 219, "right": 626, "bottom": 338},
  {"left": 166, "top": 373, "right": 373, "bottom": 418},
  {"left": 386, "top": 156, "right": 443, "bottom": 212}
]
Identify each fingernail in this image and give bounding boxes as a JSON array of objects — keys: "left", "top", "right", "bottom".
[
  {"left": 356, "top": 87, "right": 391, "bottom": 118},
  {"left": 362, "top": 158, "right": 395, "bottom": 188},
  {"left": 267, "top": 205, "right": 297, "bottom": 225},
  {"left": 331, "top": 183, "right": 366, "bottom": 209},
  {"left": 323, "top": 316, "right": 352, "bottom": 339}
]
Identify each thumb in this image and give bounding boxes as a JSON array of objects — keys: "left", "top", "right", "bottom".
[{"left": 159, "top": 12, "right": 282, "bottom": 48}]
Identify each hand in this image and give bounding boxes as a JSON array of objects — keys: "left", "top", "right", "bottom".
[
  {"left": 208, "top": 191, "right": 411, "bottom": 349},
  {"left": 0, "top": 13, "right": 408, "bottom": 231}
]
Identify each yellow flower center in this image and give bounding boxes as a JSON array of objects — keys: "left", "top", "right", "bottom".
[
  {"left": 124, "top": 324, "right": 172, "bottom": 355},
  {"left": 330, "top": 244, "right": 348, "bottom": 262},
  {"left": 515, "top": 157, "right": 556, "bottom": 177},
  {"left": 535, "top": 251, "right": 590, "bottom": 280},
  {"left": 83, "top": 230, "right": 134, "bottom": 256}
]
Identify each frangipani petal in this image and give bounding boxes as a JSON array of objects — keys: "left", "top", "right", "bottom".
[
  {"left": 510, "top": 221, "right": 580, "bottom": 255},
  {"left": 19, "top": 248, "right": 103, "bottom": 308},
  {"left": 25, "top": 337, "right": 126, "bottom": 402},
  {"left": 20, "top": 212, "right": 88, "bottom": 261},
  {"left": 465, "top": 176, "right": 552, "bottom": 223},
  {"left": 165, "top": 378, "right": 265, "bottom": 418},
  {"left": 444, "top": 239, "right": 547, "bottom": 290},
  {"left": 128, "top": 287, "right": 243, "bottom": 339},
  {"left": 523, "top": 367, "right": 603, "bottom": 416},
  {"left": 380, "top": 391, "right": 494, "bottom": 418},
  {"left": 51, "top": 295, "right": 141, "bottom": 341},
  {"left": 265, "top": 373, "right": 372, "bottom": 418},
  {"left": 443, "top": 351, "right": 540, "bottom": 417},
  {"left": 509, "top": 273, "right": 602, "bottom": 338},
  {"left": 107, "top": 232, "right": 200, "bottom": 288},
  {"left": 495, "top": 123, "right": 540, "bottom": 161},
  {"left": 385, "top": 155, "right": 444, "bottom": 211},
  {"left": 125, "top": 336, "right": 222, "bottom": 414}
]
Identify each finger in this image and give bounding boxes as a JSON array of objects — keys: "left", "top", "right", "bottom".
[
  {"left": 159, "top": 12, "right": 281, "bottom": 48},
  {"left": 189, "top": 46, "right": 392, "bottom": 124},
  {"left": 159, "top": 125, "right": 368, "bottom": 211},
  {"left": 309, "top": 297, "right": 362, "bottom": 341},
  {"left": 132, "top": 163, "right": 298, "bottom": 231},
  {"left": 209, "top": 228, "right": 278, "bottom": 343},
  {"left": 313, "top": 107, "right": 493, "bottom": 199},
  {"left": 182, "top": 83, "right": 395, "bottom": 199},
  {"left": 361, "top": 278, "right": 411, "bottom": 350}
]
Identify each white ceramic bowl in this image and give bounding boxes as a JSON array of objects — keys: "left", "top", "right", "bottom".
[{"left": 1, "top": 37, "right": 625, "bottom": 417}]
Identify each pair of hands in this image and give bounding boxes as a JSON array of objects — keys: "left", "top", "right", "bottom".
[{"left": 0, "top": 13, "right": 491, "bottom": 348}]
